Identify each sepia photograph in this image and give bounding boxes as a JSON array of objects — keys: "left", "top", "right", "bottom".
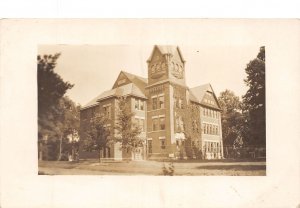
[
  {"left": 1, "top": 19, "right": 299, "bottom": 208},
  {"left": 37, "top": 44, "right": 266, "bottom": 176}
]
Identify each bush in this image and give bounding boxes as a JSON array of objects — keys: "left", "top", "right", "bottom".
[{"left": 162, "top": 162, "right": 175, "bottom": 176}]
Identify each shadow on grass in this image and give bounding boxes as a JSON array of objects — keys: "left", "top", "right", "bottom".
[
  {"left": 166, "top": 158, "right": 266, "bottom": 163},
  {"left": 197, "top": 165, "right": 266, "bottom": 171}
]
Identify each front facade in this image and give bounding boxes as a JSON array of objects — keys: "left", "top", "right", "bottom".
[{"left": 80, "top": 45, "right": 223, "bottom": 160}]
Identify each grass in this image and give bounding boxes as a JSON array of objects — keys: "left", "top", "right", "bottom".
[{"left": 38, "top": 159, "right": 266, "bottom": 176}]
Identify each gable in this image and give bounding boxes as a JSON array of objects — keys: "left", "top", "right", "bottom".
[
  {"left": 112, "top": 71, "right": 132, "bottom": 89},
  {"left": 190, "top": 84, "right": 221, "bottom": 110},
  {"left": 201, "top": 91, "right": 219, "bottom": 108},
  {"left": 147, "top": 45, "right": 185, "bottom": 64},
  {"left": 149, "top": 47, "right": 163, "bottom": 64}
]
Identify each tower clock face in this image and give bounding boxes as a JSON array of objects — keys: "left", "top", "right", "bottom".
[
  {"left": 150, "top": 61, "right": 167, "bottom": 79},
  {"left": 171, "top": 61, "right": 184, "bottom": 79}
]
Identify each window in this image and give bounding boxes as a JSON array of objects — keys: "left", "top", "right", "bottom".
[
  {"left": 176, "top": 116, "right": 184, "bottom": 131},
  {"left": 140, "top": 100, "right": 144, "bottom": 110},
  {"left": 161, "top": 139, "right": 166, "bottom": 149},
  {"left": 134, "top": 99, "right": 144, "bottom": 110},
  {"left": 135, "top": 118, "right": 145, "bottom": 131},
  {"left": 135, "top": 99, "right": 139, "bottom": 110},
  {"left": 178, "top": 99, "right": 183, "bottom": 109},
  {"left": 152, "top": 118, "right": 159, "bottom": 131},
  {"left": 103, "top": 105, "right": 111, "bottom": 119},
  {"left": 160, "top": 117, "right": 165, "bottom": 130},
  {"left": 152, "top": 97, "right": 157, "bottom": 110},
  {"left": 148, "top": 140, "right": 152, "bottom": 153},
  {"left": 159, "top": 95, "right": 164, "bottom": 109}
]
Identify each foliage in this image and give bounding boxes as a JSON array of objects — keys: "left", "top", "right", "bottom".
[
  {"left": 181, "top": 102, "right": 201, "bottom": 159},
  {"left": 218, "top": 90, "right": 244, "bottom": 146},
  {"left": 37, "top": 54, "right": 79, "bottom": 161},
  {"left": 242, "top": 46, "right": 266, "bottom": 145},
  {"left": 114, "top": 96, "right": 142, "bottom": 154},
  {"left": 82, "top": 113, "right": 113, "bottom": 159},
  {"left": 38, "top": 54, "right": 74, "bottom": 120}
]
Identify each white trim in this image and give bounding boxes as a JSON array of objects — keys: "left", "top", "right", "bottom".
[
  {"left": 135, "top": 116, "right": 145, "bottom": 119},
  {"left": 159, "top": 115, "right": 165, "bottom": 118},
  {"left": 152, "top": 116, "right": 159, "bottom": 119},
  {"left": 147, "top": 130, "right": 166, "bottom": 133},
  {"left": 147, "top": 138, "right": 153, "bottom": 140},
  {"left": 202, "top": 121, "right": 219, "bottom": 125},
  {"left": 151, "top": 93, "right": 165, "bottom": 98},
  {"left": 159, "top": 136, "right": 166, "bottom": 140}
]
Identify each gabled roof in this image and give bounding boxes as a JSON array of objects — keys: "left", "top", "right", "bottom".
[
  {"left": 81, "top": 94, "right": 102, "bottom": 110},
  {"left": 112, "top": 71, "right": 148, "bottom": 94},
  {"left": 147, "top": 45, "right": 185, "bottom": 63},
  {"left": 121, "top": 71, "right": 148, "bottom": 84},
  {"left": 190, "top": 83, "right": 221, "bottom": 109},
  {"left": 82, "top": 83, "right": 147, "bottom": 110}
]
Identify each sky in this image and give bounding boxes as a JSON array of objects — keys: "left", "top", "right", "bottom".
[{"left": 38, "top": 44, "right": 261, "bottom": 106}]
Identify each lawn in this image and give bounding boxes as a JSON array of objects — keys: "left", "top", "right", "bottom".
[{"left": 38, "top": 159, "right": 266, "bottom": 176}]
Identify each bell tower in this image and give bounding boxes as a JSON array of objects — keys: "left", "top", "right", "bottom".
[
  {"left": 147, "top": 45, "right": 186, "bottom": 87},
  {"left": 146, "top": 45, "right": 188, "bottom": 159}
]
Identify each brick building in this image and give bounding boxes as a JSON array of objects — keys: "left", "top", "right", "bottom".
[{"left": 80, "top": 45, "right": 223, "bottom": 160}]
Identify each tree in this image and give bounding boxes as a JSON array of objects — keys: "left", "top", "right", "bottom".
[
  {"left": 38, "top": 54, "right": 73, "bottom": 118},
  {"left": 82, "top": 113, "right": 113, "bottom": 162},
  {"left": 242, "top": 46, "right": 266, "bottom": 146},
  {"left": 55, "top": 96, "right": 80, "bottom": 161},
  {"left": 114, "top": 96, "right": 142, "bottom": 160},
  {"left": 218, "top": 90, "right": 244, "bottom": 147},
  {"left": 37, "top": 54, "right": 76, "bottom": 160},
  {"left": 182, "top": 103, "right": 201, "bottom": 159}
]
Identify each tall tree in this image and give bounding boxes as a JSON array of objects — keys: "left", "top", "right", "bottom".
[
  {"left": 37, "top": 54, "right": 75, "bottom": 160},
  {"left": 55, "top": 96, "right": 80, "bottom": 160},
  {"left": 38, "top": 54, "right": 73, "bottom": 117},
  {"left": 82, "top": 113, "right": 113, "bottom": 162},
  {"left": 242, "top": 46, "right": 266, "bottom": 146},
  {"left": 218, "top": 90, "right": 244, "bottom": 147},
  {"left": 114, "top": 96, "right": 142, "bottom": 160}
]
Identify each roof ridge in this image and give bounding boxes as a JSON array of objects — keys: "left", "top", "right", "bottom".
[{"left": 121, "top": 70, "right": 147, "bottom": 82}]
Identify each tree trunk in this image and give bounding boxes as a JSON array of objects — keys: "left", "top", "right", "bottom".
[
  {"left": 39, "top": 142, "right": 43, "bottom": 161},
  {"left": 99, "top": 148, "right": 101, "bottom": 163},
  {"left": 57, "top": 135, "right": 63, "bottom": 161}
]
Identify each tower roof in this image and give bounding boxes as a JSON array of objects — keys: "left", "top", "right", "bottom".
[{"left": 147, "top": 45, "right": 185, "bottom": 63}]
